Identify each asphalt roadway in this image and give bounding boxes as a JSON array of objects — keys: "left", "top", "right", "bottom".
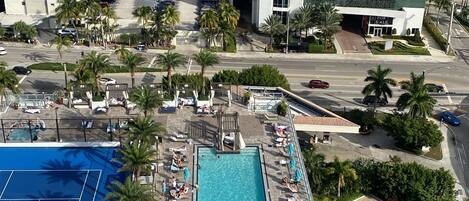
[{"left": 2, "top": 45, "right": 469, "bottom": 196}]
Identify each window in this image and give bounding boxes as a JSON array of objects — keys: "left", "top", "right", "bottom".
[
  {"left": 411, "top": 28, "right": 419, "bottom": 34},
  {"left": 273, "top": 11, "right": 288, "bottom": 24},
  {"left": 273, "top": 0, "right": 288, "bottom": 8}
]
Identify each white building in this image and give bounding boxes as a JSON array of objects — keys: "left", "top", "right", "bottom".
[
  {"left": 251, "top": 0, "right": 425, "bottom": 36},
  {"left": 3, "top": 0, "right": 58, "bottom": 16}
]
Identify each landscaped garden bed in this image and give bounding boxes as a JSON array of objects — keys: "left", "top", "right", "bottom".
[
  {"left": 28, "top": 62, "right": 162, "bottom": 73},
  {"left": 368, "top": 41, "right": 430, "bottom": 55}
]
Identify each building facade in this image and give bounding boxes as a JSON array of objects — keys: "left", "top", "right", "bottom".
[
  {"left": 3, "top": 0, "right": 58, "bottom": 16},
  {"left": 251, "top": 0, "right": 425, "bottom": 36}
]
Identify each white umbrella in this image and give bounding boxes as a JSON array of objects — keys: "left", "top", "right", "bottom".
[{"left": 236, "top": 132, "right": 246, "bottom": 149}]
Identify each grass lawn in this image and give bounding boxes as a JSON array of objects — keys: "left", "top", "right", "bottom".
[
  {"left": 423, "top": 143, "right": 443, "bottom": 160},
  {"left": 368, "top": 41, "right": 431, "bottom": 55},
  {"left": 28, "top": 62, "right": 162, "bottom": 73}
]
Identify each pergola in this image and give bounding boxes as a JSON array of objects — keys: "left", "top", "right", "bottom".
[
  {"left": 216, "top": 111, "right": 243, "bottom": 152},
  {"left": 70, "top": 84, "right": 92, "bottom": 108},
  {"left": 105, "top": 84, "right": 129, "bottom": 107},
  {"left": 211, "top": 82, "right": 232, "bottom": 107}
]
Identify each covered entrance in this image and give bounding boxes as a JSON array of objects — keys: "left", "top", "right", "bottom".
[{"left": 335, "top": 14, "right": 371, "bottom": 53}]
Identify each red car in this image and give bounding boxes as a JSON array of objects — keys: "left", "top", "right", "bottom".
[{"left": 308, "top": 80, "right": 329, "bottom": 89}]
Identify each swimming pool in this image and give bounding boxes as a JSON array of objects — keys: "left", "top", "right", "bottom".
[
  {"left": 196, "top": 147, "right": 267, "bottom": 201},
  {"left": 8, "top": 128, "right": 40, "bottom": 141},
  {"left": 0, "top": 143, "right": 124, "bottom": 201}
]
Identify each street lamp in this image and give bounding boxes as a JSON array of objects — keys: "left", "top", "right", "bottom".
[
  {"left": 285, "top": 10, "right": 290, "bottom": 54},
  {"left": 446, "top": 1, "right": 456, "bottom": 55}
]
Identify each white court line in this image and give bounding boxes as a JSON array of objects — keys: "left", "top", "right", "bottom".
[
  {"left": 79, "top": 170, "right": 90, "bottom": 200},
  {"left": 0, "top": 171, "right": 13, "bottom": 199},
  {"left": 0, "top": 169, "right": 101, "bottom": 172},
  {"left": 92, "top": 171, "right": 103, "bottom": 201}
]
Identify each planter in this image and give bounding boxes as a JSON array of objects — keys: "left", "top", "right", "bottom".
[
  {"left": 163, "top": 100, "right": 176, "bottom": 107},
  {"left": 196, "top": 100, "right": 211, "bottom": 107},
  {"left": 91, "top": 100, "right": 107, "bottom": 110}
]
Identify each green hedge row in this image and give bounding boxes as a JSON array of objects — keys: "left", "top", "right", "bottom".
[
  {"left": 28, "top": 62, "right": 161, "bottom": 73},
  {"left": 456, "top": 14, "right": 469, "bottom": 32},
  {"left": 423, "top": 16, "right": 447, "bottom": 51}
]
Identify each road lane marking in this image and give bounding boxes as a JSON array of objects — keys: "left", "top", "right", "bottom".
[{"left": 442, "top": 84, "right": 453, "bottom": 104}]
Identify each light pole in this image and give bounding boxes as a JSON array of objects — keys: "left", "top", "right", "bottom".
[
  {"left": 285, "top": 11, "right": 290, "bottom": 54},
  {"left": 446, "top": 1, "right": 456, "bottom": 54}
]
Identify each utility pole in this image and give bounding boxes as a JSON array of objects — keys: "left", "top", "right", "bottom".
[
  {"left": 285, "top": 11, "right": 290, "bottom": 54},
  {"left": 446, "top": 1, "right": 455, "bottom": 54}
]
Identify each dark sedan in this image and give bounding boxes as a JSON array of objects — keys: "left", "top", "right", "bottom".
[
  {"left": 426, "top": 83, "right": 444, "bottom": 93},
  {"left": 12, "top": 66, "right": 32, "bottom": 75},
  {"left": 308, "top": 80, "right": 329, "bottom": 89}
]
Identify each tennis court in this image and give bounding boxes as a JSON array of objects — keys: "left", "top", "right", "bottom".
[{"left": 0, "top": 144, "right": 124, "bottom": 201}]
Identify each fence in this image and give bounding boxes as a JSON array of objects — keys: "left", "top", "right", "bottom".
[{"left": 1, "top": 117, "right": 135, "bottom": 143}]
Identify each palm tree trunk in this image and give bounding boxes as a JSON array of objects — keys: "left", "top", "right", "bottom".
[
  {"left": 270, "top": 33, "right": 273, "bottom": 47},
  {"left": 201, "top": 66, "right": 206, "bottom": 95},
  {"left": 337, "top": 178, "right": 341, "bottom": 197},
  {"left": 167, "top": 67, "right": 172, "bottom": 91},
  {"left": 437, "top": 8, "right": 441, "bottom": 24},
  {"left": 130, "top": 66, "right": 135, "bottom": 88}
]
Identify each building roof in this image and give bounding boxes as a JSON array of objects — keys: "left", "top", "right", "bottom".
[
  {"left": 306, "top": 0, "right": 425, "bottom": 10},
  {"left": 294, "top": 116, "right": 358, "bottom": 127}
]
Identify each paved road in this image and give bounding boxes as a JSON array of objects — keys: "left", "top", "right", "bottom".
[{"left": 446, "top": 111, "right": 469, "bottom": 197}]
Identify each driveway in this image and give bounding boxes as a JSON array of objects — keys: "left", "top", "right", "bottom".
[{"left": 335, "top": 29, "right": 371, "bottom": 53}]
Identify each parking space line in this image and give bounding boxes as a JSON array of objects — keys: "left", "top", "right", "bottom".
[{"left": 442, "top": 84, "right": 453, "bottom": 104}]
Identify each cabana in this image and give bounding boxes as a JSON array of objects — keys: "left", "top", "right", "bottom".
[
  {"left": 211, "top": 82, "right": 232, "bottom": 107},
  {"left": 70, "top": 84, "right": 92, "bottom": 109},
  {"left": 176, "top": 84, "right": 196, "bottom": 108},
  {"left": 105, "top": 84, "right": 129, "bottom": 107}
]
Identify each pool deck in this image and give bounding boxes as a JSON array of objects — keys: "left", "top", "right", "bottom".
[{"left": 156, "top": 99, "right": 312, "bottom": 201}]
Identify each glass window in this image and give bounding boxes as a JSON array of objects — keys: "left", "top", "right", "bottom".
[
  {"left": 273, "top": 0, "right": 288, "bottom": 8},
  {"left": 273, "top": 11, "right": 288, "bottom": 24},
  {"left": 411, "top": 28, "right": 419, "bottom": 34},
  {"left": 369, "top": 16, "right": 393, "bottom": 25}
]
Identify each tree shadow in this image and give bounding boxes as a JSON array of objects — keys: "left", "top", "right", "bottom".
[
  {"left": 22, "top": 52, "right": 51, "bottom": 62},
  {"left": 40, "top": 159, "right": 87, "bottom": 186},
  {"left": 28, "top": 80, "right": 62, "bottom": 93}
]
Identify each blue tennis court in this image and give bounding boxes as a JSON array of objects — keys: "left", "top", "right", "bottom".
[{"left": 0, "top": 146, "right": 124, "bottom": 201}]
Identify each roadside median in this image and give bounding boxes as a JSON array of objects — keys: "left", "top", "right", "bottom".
[{"left": 28, "top": 62, "right": 162, "bottom": 73}]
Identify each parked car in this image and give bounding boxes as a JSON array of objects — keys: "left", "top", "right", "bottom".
[
  {"left": 439, "top": 111, "right": 461, "bottom": 126},
  {"left": 58, "top": 28, "right": 77, "bottom": 36},
  {"left": 99, "top": 77, "right": 116, "bottom": 85},
  {"left": 308, "top": 80, "right": 329, "bottom": 89},
  {"left": 362, "top": 95, "right": 388, "bottom": 106},
  {"left": 426, "top": 83, "right": 444, "bottom": 93},
  {"left": 12, "top": 66, "right": 32, "bottom": 75},
  {"left": 0, "top": 47, "right": 7, "bottom": 55}
]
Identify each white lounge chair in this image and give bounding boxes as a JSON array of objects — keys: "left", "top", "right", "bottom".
[
  {"left": 169, "top": 145, "right": 186, "bottom": 153},
  {"left": 170, "top": 136, "right": 187, "bottom": 142},
  {"left": 275, "top": 137, "right": 290, "bottom": 143}
]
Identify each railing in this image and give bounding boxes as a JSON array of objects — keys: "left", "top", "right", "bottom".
[
  {"left": 0, "top": 117, "right": 135, "bottom": 143},
  {"left": 287, "top": 107, "right": 314, "bottom": 201}
]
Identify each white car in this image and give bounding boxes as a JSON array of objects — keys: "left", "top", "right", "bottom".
[
  {"left": 99, "top": 77, "right": 116, "bottom": 85},
  {"left": 58, "top": 28, "right": 77, "bottom": 36},
  {"left": 0, "top": 47, "right": 7, "bottom": 55}
]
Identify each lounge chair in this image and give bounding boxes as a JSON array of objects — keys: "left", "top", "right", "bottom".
[
  {"left": 275, "top": 137, "right": 291, "bottom": 143},
  {"left": 172, "top": 132, "right": 187, "bottom": 139},
  {"left": 169, "top": 145, "right": 186, "bottom": 153},
  {"left": 275, "top": 142, "right": 289, "bottom": 147},
  {"left": 169, "top": 136, "right": 187, "bottom": 142},
  {"left": 285, "top": 182, "right": 299, "bottom": 193},
  {"left": 264, "top": 114, "right": 278, "bottom": 121},
  {"left": 279, "top": 160, "right": 288, "bottom": 165}
]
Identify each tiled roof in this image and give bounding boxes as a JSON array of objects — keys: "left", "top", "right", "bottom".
[{"left": 294, "top": 116, "right": 358, "bottom": 127}]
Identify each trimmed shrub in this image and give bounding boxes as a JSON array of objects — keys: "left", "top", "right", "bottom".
[
  {"left": 308, "top": 43, "right": 324, "bottom": 53},
  {"left": 423, "top": 16, "right": 447, "bottom": 50},
  {"left": 239, "top": 64, "right": 290, "bottom": 89},
  {"left": 212, "top": 70, "right": 240, "bottom": 85},
  {"left": 28, "top": 62, "right": 160, "bottom": 73},
  {"left": 277, "top": 100, "right": 288, "bottom": 116},
  {"left": 162, "top": 73, "right": 210, "bottom": 93}
]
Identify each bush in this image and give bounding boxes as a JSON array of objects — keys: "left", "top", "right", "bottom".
[
  {"left": 382, "top": 114, "right": 443, "bottom": 152},
  {"left": 28, "top": 62, "right": 160, "bottom": 73},
  {"left": 277, "top": 100, "right": 288, "bottom": 116},
  {"left": 353, "top": 159, "right": 455, "bottom": 201},
  {"left": 162, "top": 73, "right": 210, "bottom": 93},
  {"left": 341, "top": 109, "right": 376, "bottom": 132},
  {"left": 423, "top": 16, "right": 447, "bottom": 50},
  {"left": 239, "top": 64, "right": 290, "bottom": 89},
  {"left": 115, "top": 33, "right": 142, "bottom": 46},
  {"left": 224, "top": 35, "right": 237, "bottom": 53},
  {"left": 308, "top": 43, "right": 324, "bottom": 53},
  {"left": 212, "top": 70, "right": 240, "bottom": 85}
]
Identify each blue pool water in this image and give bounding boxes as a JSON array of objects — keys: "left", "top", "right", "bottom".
[
  {"left": 8, "top": 128, "right": 40, "bottom": 141},
  {"left": 197, "top": 147, "right": 266, "bottom": 201},
  {"left": 0, "top": 146, "right": 124, "bottom": 201}
]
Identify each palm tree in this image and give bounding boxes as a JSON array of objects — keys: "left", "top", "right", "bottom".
[
  {"left": 193, "top": 50, "right": 219, "bottom": 95},
  {"left": 79, "top": 51, "right": 111, "bottom": 95},
  {"left": 106, "top": 177, "right": 154, "bottom": 201},
  {"left": 291, "top": 8, "right": 310, "bottom": 42},
  {"left": 114, "top": 45, "right": 131, "bottom": 62},
  {"left": 127, "top": 116, "right": 166, "bottom": 146},
  {"left": 156, "top": 51, "right": 186, "bottom": 91},
  {"left": 397, "top": 72, "right": 437, "bottom": 118},
  {"left": 259, "top": 15, "right": 286, "bottom": 48},
  {"left": 51, "top": 36, "right": 72, "bottom": 60},
  {"left": 199, "top": 9, "right": 219, "bottom": 48},
  {"left": 163, "top": 5, "right": 180, "bottom": 28},
  {"left": 100, "top": 7, "right": 117, "bottom": 47},
  {"left": 435, "top": 0, "right": 451, "bottom": 24},
  {"left": 132, "top": 6, "right": 153, "bottom": 28},
  {"left": 362, "top": 65, "right": 396, "bottom": 112},
  {"left": 116, "top": 142, "right": 156, "bottom": 180},
  {"left": 129, "top": 86, "right": 163, "bottom": 117},
  {"left": 72, "top": 67, "right": 93, "bottom": 85},
  {"left": 303, "top": 148, "right": 326, "bottom": 193},
  {"left": 122, "top": 53, "right": 145, "bottom": 88},
  {"left": 0, "top": 67, "right": 19, "bottom": 105},
  {"left": 326, "top": 157, "right": 358, "bottom": 197},
  {"left": 55, "top": 0, "right": 81, "bottom": 39},
  {"left": 317, "top": 2, "right": 342, "bottom": 50},
  {"left": 218, "top": 0, "right": 240, "bottom": 50}
]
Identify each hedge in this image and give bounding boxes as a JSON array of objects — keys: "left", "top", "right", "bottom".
[
  {"left": 423, "top": 16, "right": 447, "bottom": 51},
  {"left": 28, "top": 62, "right": 161, "bottom": 73}
]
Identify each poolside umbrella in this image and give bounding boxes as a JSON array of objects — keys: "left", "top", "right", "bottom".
[
  {"left": 183, "top": 167, "right": 191, "bottom": 183},
  {"left": 295, "top": 169, "right": 303, "bottom": 183},
  {"left": 289, "top": 158, "right": 296, "bottom": 170},
  {"left": 288, "top": 143, "right": 295, "bottom": 157}
]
